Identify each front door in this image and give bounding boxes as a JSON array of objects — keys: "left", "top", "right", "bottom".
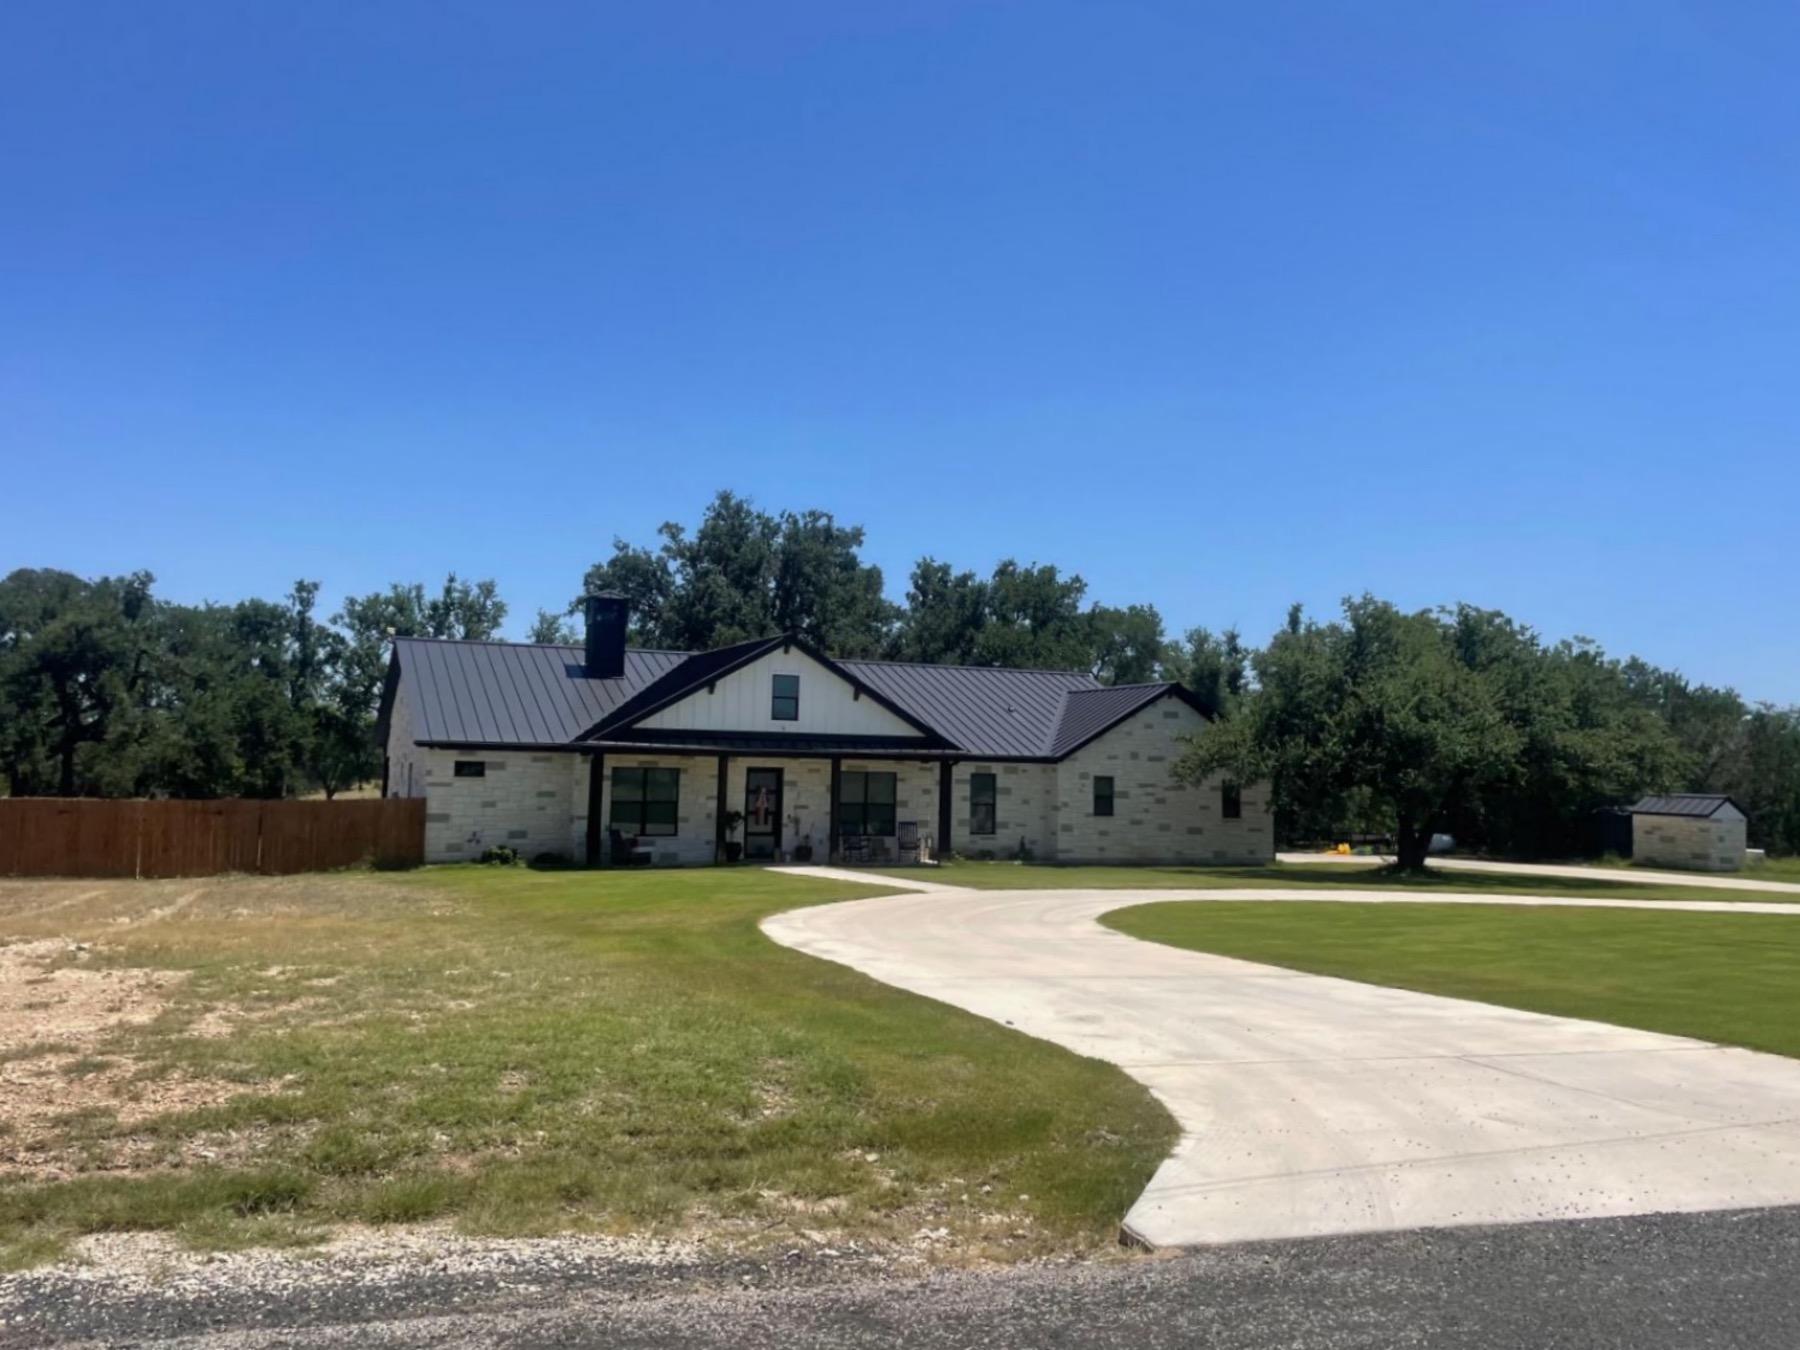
[{"left": 743, "top": 768, "right": 783, "bottom": 860}]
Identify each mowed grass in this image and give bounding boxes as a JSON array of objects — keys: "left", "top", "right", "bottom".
[
  {"left": 0, "top": 867, "right": 1175, "bottom": 1269},
  {"left": 1103, "top": 900, "right": 1800, "bottom": 1059},
  {"left": 932, "top": 858, "right": 1800, "bottom": 904}
]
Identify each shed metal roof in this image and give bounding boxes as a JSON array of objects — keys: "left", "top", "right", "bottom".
[
  {"left": 1629, "top": 794, "right": 1745, "bottom": 819},
  {"left": 386, "top": 636, "right": 1207, "bottom": 761}
]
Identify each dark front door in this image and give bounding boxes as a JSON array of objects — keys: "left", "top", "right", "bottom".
[{"left": 744, "top": 768, "right": 783, "bottom": 860}]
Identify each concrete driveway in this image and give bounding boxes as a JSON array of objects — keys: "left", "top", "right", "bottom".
[{"left": 763, "top": 874, "right": 1800, "bottom": 1247}]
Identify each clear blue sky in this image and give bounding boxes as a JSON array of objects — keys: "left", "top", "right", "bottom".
[{"left": 4, "top": 2, "right": 1797, "bottom": 700}]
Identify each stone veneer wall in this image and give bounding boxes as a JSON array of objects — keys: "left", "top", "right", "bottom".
[
  {"left": 421, "top": 749, "right": 580, "bottom": 863},
  {"left": 384, "top": 676, "right": 429, "bottom": 800},
  {"left": 1051, "top": 697, "right": 1273, "bottom": 865},
  {"left": 951, "top": 762, "right": 1056, "bottom": 860},
  {"left": 405, "top": 704, "right": 1275, "bottom": 867},
  {"left": 1633, "top": 814, "right": 1745, "bottom": 873},
  {"left": 590, "top": 753, "right": 721, "bottom": 866}
]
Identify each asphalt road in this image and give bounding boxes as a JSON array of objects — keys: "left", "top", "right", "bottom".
[{"left": 9, "top": 1206, "right": 1800, "bottom": 1348}]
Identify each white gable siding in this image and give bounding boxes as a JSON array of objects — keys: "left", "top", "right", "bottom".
[{"left": 636, "top": 647, "right": 924, "bottom": 738}]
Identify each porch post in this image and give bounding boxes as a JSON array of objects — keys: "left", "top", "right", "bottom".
[
  {"left": 714, "top": 754, "right": 729, "bottom": 862},
  {"left": 828, "top": 756, "right": 842, "bottom": 863},
  {"left": 937, "top": 760, "right": 953, "bottom": 861},
  {"left": 585, "top": 751, "right": 605, "bottom": 867}
]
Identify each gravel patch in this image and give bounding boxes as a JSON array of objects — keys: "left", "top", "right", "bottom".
[{"left": 9, "top": 1207, "right": 1798, "bottom": 1349}]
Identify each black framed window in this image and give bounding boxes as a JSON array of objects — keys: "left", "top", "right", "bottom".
[
  {"left": 1093, "top": 775, "right": 1114, "bottom": 817},
  {"left": 839, "top": 770, "right": 897, "bottom": 836},
  {"left": 612, "top": 767, "right": 680, "bottom": 836},
  {"left": 970, "top": 772, "right": 996, "bottom": 835},
  {"left": 771, "top": 674, "right": 799, "bottom": 721},
  {"left": 453, "top": 760, "right": 485, "bottom": 778},
  {"left": 1221, "top": 782, "right": 1242, "bottom": 819}
]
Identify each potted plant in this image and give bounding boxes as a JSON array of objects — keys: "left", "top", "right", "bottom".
[
  {"left": 788, "top": 810, "right": 814, "bottom": 863},
  {"left": 722, "top": 810, "right": 745, "bottom": 863}
]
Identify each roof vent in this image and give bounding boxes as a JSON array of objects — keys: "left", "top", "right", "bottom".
[{"left": 583, "top": 593, "right": 629, "bottom": 679}]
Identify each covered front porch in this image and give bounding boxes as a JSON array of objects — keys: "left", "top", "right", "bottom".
[{"left": 580, "top": 742, "right": 958, "bottom": 868}]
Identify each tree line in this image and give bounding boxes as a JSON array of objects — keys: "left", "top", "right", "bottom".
[{"left": 3, "top": 490, "right": 1796, "bottom": 860}]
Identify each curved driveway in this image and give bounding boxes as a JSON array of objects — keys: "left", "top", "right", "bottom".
[{"left": 763, "top": 872, "right": 1800, "bottom": 1248}]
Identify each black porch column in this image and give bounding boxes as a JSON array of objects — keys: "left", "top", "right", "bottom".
[
  {"left": 828, "top": 756, "right": 842, "bottom": 863},
  {"left": 585, "top": 751, "right": 606, "bottom": 867},
  {"left": 714, "top": 754, "right": 729, "bottom": 862},
  {"left": 937, "top": 760, "right": 953, "bottom": 861}
]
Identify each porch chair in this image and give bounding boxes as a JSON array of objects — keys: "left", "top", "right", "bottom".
[
  {"left": 609, "top": 829, "right": 654, "bottom": 866},
  {"left": 840, "top": 833, "right": 871, "bottom": 865},
  {"left": 896, "top": 821, "right": 922, "bottom": 865}
]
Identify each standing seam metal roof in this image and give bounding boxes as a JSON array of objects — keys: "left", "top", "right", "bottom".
[
  {"left": 389, "top": 638, "right": 1202, "bottom": 760},
  {"left": 1628, "top": 794, "right": 1744, "bottom": 819}
]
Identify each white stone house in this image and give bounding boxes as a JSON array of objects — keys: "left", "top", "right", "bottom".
[
  {"left": 1629, "top": 794, "right": 1748, "bottom": 873},
  {"left": 376, "top": 594, "right": 1272, "bottom": 867}
]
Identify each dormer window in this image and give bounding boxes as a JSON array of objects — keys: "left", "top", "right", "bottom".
[{"left": 771, "top": 674, "right": 799, "bottom": 721}]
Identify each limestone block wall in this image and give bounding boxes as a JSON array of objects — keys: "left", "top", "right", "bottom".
[
  {"left": 422, "top": 749, "right": 579, "bottom": 863},
  {"left": 1633, "top": 814, "right": 1745, "bottom": 873},
  {"left": 384, "top": 677, "right": 428, "bottom": 800},
  {"left": 951, "top": 762, "right": 1056, "bottom": 860},
  {"left": 593, "top": 753, "right": 720, "bottom": 866},
  {"left": 1052, "top": 698, "right": 1273, "bottom": 865}
]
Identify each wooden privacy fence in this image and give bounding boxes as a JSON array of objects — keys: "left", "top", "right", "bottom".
[{"left": 0, "top": 798, "right": 426, "bottom": 878}]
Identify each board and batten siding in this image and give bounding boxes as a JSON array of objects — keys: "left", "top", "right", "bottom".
[{"left": 636, "top": 648, "right": 924, "bottom": 738}]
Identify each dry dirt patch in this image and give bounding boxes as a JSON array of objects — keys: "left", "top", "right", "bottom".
[{"left": 0, "top": 939, "right": 256, "bottom": 1179}]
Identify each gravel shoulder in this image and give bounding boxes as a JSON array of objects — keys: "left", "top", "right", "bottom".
[{"left": 7, "top": 1206, "right": 1800, "bottom": 1348}]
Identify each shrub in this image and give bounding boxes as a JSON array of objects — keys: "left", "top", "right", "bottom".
[{"left": 477, "top": 845, "right": 522, "bottom": 866}]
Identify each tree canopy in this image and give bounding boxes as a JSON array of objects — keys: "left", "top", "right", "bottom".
[
  {"left": 1170, "top": 596, "right": 1791, "bottom": 866},
  {"left": 4, "top": 489, "right": 1797, "bottom": 863}
]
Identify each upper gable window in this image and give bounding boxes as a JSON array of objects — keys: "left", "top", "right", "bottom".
[{"left": 771, "top": 674, "right": 800, "bottom": 721}]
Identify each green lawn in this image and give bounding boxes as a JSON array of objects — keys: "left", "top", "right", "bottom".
[
  {"left": 0, "top": 867, "right": 1174, "bottom": 1270},
  {"left": 931, "top": 858, "right": 1800, "bottom": 904},
  {"left": 1748, "top": 856, "right": 1800, "bottom": 884},
  {"left": 1103, "top": 899, "right": 1800, "bottom": 1059}
]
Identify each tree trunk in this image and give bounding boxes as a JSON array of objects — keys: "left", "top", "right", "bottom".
[{"left": 1395, "top": 817, "right": 1434, "bottom": 872}]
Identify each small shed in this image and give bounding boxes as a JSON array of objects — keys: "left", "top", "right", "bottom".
[{"left": 1629, "top": 794, "right": 1748, "bottom": 873}]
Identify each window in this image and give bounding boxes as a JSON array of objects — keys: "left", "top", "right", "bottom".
[
  {"left": 453, "top": 760, "right": 486, "bottom": 778},
  {"left": 969, "top": 772, "right": 996, "bottom": 835},
  {"left": 612, "top": 767, "right": 680, "bottom": 836},
  {"left": 1221, "top": 782, "right": 1242, "bottom": 820},
  {"left": 1093, "top": 775, "right": 1114, "bottom": 817},
  {"left": 839, "top": 770, "right": 897, "bottom": 837},
  {"left": 771, "top": 673, "right": 799, "bottom": 721}
]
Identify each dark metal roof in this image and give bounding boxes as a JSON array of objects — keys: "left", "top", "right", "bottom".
[
  {"left": 1629, "top": 794, "right": 1745, "bottom": 819},
  {"left": 388, "top": 637, "right": 1205, "bottom": 761},
  {"left": 1048, "top": 684, "right": 1179, "bottom": 758},
  {"left": 838, "top": 660, "right": 1100, "bottom": 759},
  {"left": 391, "top": 638, "right": 685, "bottom": 746}
]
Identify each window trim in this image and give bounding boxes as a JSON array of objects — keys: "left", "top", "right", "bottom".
[
  {"left": 1221, "top": 782, "right": 1242, "bottom": 820},
  {"left": 611, "top": 766, "right": 681, "bottom": 837},
  {"left": 771, "top": 673, "right": 800, "bottom": 721},
  {"left": 453, "top": 760, "right": 486, "bottom": 778},
  {"left": 1093, "top": 775, "right": 1115, "bottom": 817},
  {"left": 838, "top": 769, "right": 898, "bottom": 838},
  {"left": 969, "top": 772, "right": 997, "bottom": 836}
]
